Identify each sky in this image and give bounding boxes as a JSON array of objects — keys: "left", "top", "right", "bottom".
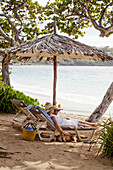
[{"left": 35, "top": 0, "right": 113, "bottom": 48}]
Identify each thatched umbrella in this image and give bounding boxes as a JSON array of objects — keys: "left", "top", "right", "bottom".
[{"left": 0, "top": 33, "right": 113, "bottom": 105}]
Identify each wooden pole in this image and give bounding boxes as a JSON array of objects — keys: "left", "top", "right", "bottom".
[
  {"left": 53, "top": 55, "right": 57, "bottom": 105},
  {"left": 53, "top": 21, "right": 56, "bottom": 34}
]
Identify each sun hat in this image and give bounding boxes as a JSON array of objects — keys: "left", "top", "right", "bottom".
[
  {"left": 45, "top": 102, "right": 54, "bottom": 113},
  {"left": 45, "top": 102, "right": 62, "bottom": 113}
]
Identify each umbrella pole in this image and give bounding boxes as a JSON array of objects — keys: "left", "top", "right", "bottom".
[{"left": 53, "top": 55, "right": 57, "bottom": 105}]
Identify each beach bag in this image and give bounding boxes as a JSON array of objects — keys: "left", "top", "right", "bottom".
[{"left": 23, "top": 123, "right": 37, "bottom": 141}]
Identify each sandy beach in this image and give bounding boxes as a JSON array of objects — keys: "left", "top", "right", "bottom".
[{"left": 0, "top": 112, "right": 112, "bottom": 170}]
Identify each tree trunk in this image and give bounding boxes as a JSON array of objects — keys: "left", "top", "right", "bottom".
[
  {"left": 2, "top": 56, "right": 10, "bottom": 86},
  {"left": 87, "top": 82, "right": 113, "bottom": 123}
]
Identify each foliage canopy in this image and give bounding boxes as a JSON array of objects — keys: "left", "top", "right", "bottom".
[
  {"left": 42, "top": 0, "right": 113, "bottom": 38},
  {"left": 0, "top": 0, "right": 43, "bottom": 48}
]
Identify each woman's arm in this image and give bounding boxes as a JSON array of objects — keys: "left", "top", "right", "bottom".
[{"left": 51, "top": 116, "right": 70, "bottom": 135}]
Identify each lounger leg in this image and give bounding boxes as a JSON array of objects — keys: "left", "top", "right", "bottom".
[
  {"left": 77, "top": 130, "right": 95, "bottom": 142},
  {"left": 11, "top": 110, "right": 24, "bottom": 126},
  {"left": 12, "top": 110, "right": 22, "bottom": 120},
  {"left": 38, "top": 131, "right": 55, "bottom": 142}
]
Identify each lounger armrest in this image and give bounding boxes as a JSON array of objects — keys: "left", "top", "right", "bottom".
[
  {"left": 78, "top": 127, "right": 96, "bottom": 130},
  {"left": 12, "top": 99, "right": 27, "bottom": 107},
  {"left": 60, "top": 125, "right": 76, "bottom": 130},
  {"left": 60, "top": 125, "right": 76, "bottom": 128}
]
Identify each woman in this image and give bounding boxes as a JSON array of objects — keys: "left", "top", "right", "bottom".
[{"left": 45, "top": 102, "right": 97, "bottom": 136}]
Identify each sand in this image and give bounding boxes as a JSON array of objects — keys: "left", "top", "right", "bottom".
[{"left": 0, "top": 113, "right": 112, "bottom": 170}]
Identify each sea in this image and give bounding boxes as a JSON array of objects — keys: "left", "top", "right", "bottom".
[{"left": 10, "top": 65, "right": 113, "bottom": 117}]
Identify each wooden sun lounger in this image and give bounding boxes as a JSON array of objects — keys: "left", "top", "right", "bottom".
[
  {"left": 28, "top": 106, "right": 96, "bottom": 142},
  {"left": 12, "top": 99, "right": 96, "bottom": 142}
]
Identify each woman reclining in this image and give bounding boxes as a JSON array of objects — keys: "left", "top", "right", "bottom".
[{"left": 45, "top": 102, "right": 97, "bottom": 136}]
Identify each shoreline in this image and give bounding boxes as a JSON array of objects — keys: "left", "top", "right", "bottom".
[
  {"left": 22, "top": 90, "right": 111, "bottom": 118},
  {"left": 2, "top": 61, "right": 113, "bottom": 66},
  {"left": 18, "top": 90, "right": 96, "bottom": 115}
]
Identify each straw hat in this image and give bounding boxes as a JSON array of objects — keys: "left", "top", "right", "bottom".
[{"left": 45, "top": 102, "right": 62, "bottom": 113}]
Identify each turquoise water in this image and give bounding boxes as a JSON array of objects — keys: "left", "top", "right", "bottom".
[{"left": 10, "top": 65, "right": 113, "bottom": 117}]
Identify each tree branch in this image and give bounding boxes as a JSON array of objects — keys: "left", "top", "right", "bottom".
[
  {"left": 99, "top": 2, "right": 113, "bottom": 26},
  {"left": 13, "top": 3, "right": 29, "bottom": 23},
  {"left": 86, "top": 1, "right": 113, "bottom": 37},
  {"left": 0, "top": 13, "right": 22, "bottom": 44},
  {"left": 64, "top": 13, "right": 89, "bottom": 20},
  {"left": 86, "top": 2, "right": 103, "bottom": 29},
  {"left": 0, "top": 27, "right": 14, "bottom": 46},
  {"left": 105, "top": 25, "right": 113, "bottom": 36}
]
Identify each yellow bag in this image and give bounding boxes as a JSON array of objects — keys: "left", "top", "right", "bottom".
[{"left": 23, "top": 123, "right": 36, "bottom": 141}]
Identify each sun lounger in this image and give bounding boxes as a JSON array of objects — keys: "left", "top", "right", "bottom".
[
  {"left": 12, "top": 99, "right": 96, "bottom": 142},
  {"left": 26, "top": 105, "right": 96, "bottom": 142},
  {"left": 11, "top": 99, "right": 39, "bottom": 126}
]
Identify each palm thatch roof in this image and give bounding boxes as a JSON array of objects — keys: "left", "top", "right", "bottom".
[{"left": 0, "top": 34, "right": 113, "bottom": 65}]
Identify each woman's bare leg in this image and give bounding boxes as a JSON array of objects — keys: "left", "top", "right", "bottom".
[{"left": 78, "top": 120, "right": 97, "bottom": 127}]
